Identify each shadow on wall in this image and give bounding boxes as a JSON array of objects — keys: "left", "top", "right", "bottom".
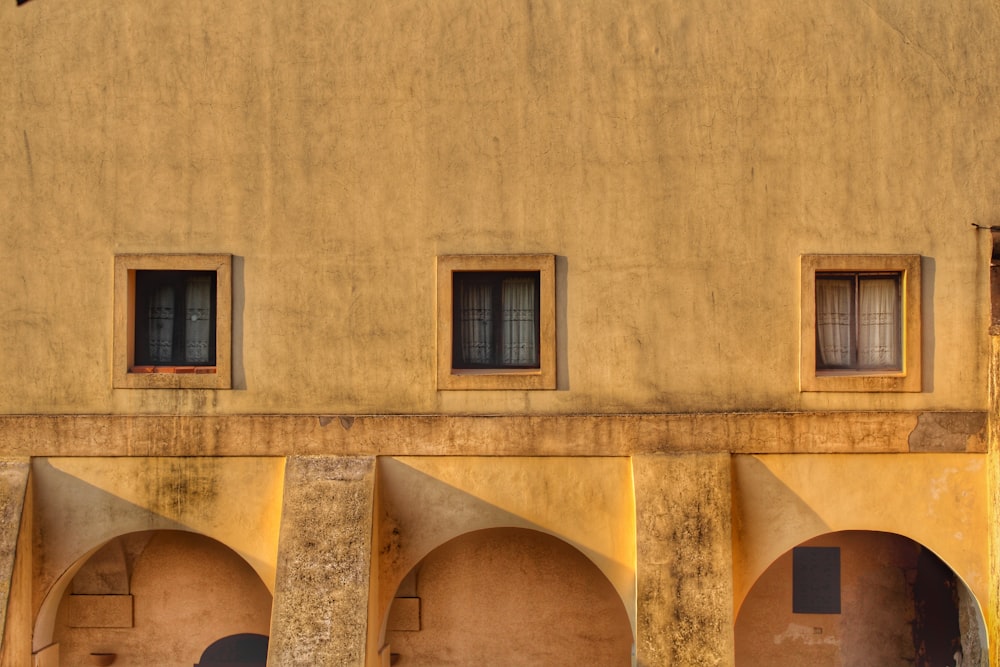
[{"left": 384, "top": 527, "right": 633, "bottom": 666}]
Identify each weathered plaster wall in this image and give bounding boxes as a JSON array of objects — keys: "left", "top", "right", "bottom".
[
  {"left": 0, "top": 411, "right": 986, "bottom": 457},
  {"left": 0, "top": 0, "right": 995, "bottom": 416},
  {"left": 385, "top": 528, "right": 633, "bottom": 666},
  {"left": 1, "top": 0, "right": 998, "bottom": 664},
  {"left": 732, "top": 453, "right": 988, "bottom": 613}
]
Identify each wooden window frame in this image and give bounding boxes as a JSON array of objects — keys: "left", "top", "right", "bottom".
[
  {"left": 113, "top": 254, "right": 232, "bottom": 389},
  {"left": 437, "top": 254, "right": 556, "bottom": 390},
  {"left": 800, "top": 254, "right": 921, "bottom": 392}
]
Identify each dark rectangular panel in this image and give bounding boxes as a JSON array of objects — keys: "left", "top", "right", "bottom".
[{"left": 793, "top": 546, "right": 841, "bottom": 614}]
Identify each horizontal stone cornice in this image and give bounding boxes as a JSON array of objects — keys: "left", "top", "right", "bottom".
[{"left": 0, "top": 411, "right": 986, "bottom": 457}]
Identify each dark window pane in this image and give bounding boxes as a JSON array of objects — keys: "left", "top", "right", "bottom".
[
  {"left": 134, "top": 270, "right": 217, "bottom": 366},
  {"left": 452, "top": 271, "right": 540, "bottom": 369}
]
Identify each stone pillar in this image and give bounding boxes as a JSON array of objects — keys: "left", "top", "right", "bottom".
[
  {"left": 268, "top": 456, "right": 375, "bottom": 666},
  {"left": 0, "top": 459, "right": 30, "bottom": 667},
  {"left": 634, "top": 453, "right": 734, "bottom": 666}
]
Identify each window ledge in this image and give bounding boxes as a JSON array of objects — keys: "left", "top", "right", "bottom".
[
  {"left": 439, "top": 370, "right": 553, "bottom": 391},
  {"left": 130, "top": 366, "right": 218, "bottom": 375},
  {"left": 815, "top": 369, "right": 903, "bottom": 377}
]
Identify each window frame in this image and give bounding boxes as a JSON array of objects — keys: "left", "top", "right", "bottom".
[
  {"left": 437, "top": 254, "right": 556, "bottom": 390},
  {"left": 451, "top": 270, "right": 542, "bottom": 371},
  {"left": 800, "top": 254, "right": 921, "bottom": 392},
  {"left": 113, "top": 254, "right": 232, "bottom": 389}
]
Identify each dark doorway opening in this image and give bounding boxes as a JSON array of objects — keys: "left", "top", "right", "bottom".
[
  {"left": 195, "top": 632, "right": 268, "bottom": 667},
  {"left": 912, "top": 547, "right": 961, "bottom": 667}
]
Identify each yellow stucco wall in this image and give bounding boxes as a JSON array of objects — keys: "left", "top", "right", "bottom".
[
  {"left": 0, "top": 0, "right": 995, "bottom": 416},
  {"left": 3, "top": 1, "right": 999, "bottom": 664}
]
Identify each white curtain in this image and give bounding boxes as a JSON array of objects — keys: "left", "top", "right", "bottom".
[
  {"left": 816, "top": 278, "right": 852, "bottom": 367},
  {"left": 460, "top": 282, "right": 494, "bottom": 365},
  {"left": 148, "top": 286, "right": 175, "bottom": 363},
  {"left": 502, "top": 278, "right": 537, "bottom": 366},
  {"left": 185, "top": 276, "right": 212, "bottom": 363},
  {"left": 858, "top": 278, "right": 899, "bottom": 368}
]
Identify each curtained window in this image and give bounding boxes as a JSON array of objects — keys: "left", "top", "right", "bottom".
[
  {"left": 134, "top": 270, "right": 217, "bottom": 367},
  {"left": 815, "top": 273, "right": 901, "bottom": 371},
  {"left": 453, "top": 272, "right": 540, "bottom": 369}
]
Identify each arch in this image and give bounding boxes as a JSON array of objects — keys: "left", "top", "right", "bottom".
[
  {"left": 735, "top": 530, "right": 987, "bottom": 667},
  {"left": 38, "top": 530, "right": 272, "bottom": 667},
  {"left": 374, "top": 455, "right": 638, "bottom": 650},
  {"left": 381, "top": 527, "right": 633, "bottom": 666},
  {"left": 196, "top": 633, "right": 269, "bottom": 666},
  {"left": 731, "top": 453, "right": 988, "bottom": 614},
  {"left": 30, "top": 456, "right": 285, "bottom": 653}
]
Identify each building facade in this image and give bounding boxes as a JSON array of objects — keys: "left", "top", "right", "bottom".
[{"left": 1, "top": 1, "right": 998, "bottom": 665}]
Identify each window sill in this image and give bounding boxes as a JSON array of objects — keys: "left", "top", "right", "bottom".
[
  {"left": 439, "top": 368, "right": 554, "bottom": 391},
  {"left": 116, "top": 369, "right": 229, "bottom": 389},
  {"left": 130, "top": 366, "right": 218, "bottom": 375},
  {"left": 801, "top": 371, "right": 919, "bottom": 393},
  {"left": 450, "top": 367, "right": 541, "bottom": 375},
  {"left": 815, "top": 368, "right": 902, "bottom": 377}
]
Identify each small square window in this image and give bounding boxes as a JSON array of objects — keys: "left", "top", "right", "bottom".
[
  {"left": 437, "top": 255, "right": 555, "bottom": 390},
  {"left": 800, "top": 255, "right": 921, "bottom": 392},
  {"left": 114, "top": 254, "right": 232, "bottom": 389}
]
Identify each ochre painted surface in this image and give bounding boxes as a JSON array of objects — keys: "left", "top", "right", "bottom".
[
  {"left": 1, "top": 0, "right": 999, "bottom": 665},
  {"left": 0, "top": 0, "right": 994, "bottom": 416}
]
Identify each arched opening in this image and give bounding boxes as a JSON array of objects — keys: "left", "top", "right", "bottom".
[
  {"left": 45, "top": 530, "right": 272, "bottom": 667},
  {"left": 195, "top": 633, "right": 268, "bottom": 667},
  {"left": 735, "top": 530, "right": 987, "bottom": 667},
  {"left": 383, "top": 527, "right": 632, "bottom": 666}
]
